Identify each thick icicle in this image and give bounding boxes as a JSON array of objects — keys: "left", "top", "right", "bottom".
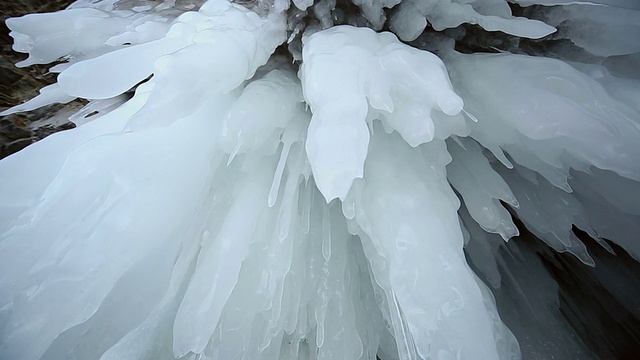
[
  {"left": 345, "top": 128, "right": 517, "bottom": 360},
  {"left": 389, "top": 0, "right": 555, "bottom": 42},
  {"left": 448, "top": 51, "right": 640, "bottom": 186},
  {"left": 301, "top": 25, "right": 463, "bottom": 202},
  {"left": 447, "top": 137, "right": 519, "bottom": 240},
  {"left": 0, "top": 87, "right": 233, "bottom": 360}
]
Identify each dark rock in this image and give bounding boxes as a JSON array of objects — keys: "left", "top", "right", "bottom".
[
  {"left": 468, "top": 215, "right": 640, "bottom": 360},
  {"left": 0, "top": 0, "right": 78, "bottom": 159}
]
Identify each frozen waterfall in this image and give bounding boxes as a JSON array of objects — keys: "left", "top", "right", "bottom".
[{"left": 0, "top": 0, "right": 639, "bottom": 359}]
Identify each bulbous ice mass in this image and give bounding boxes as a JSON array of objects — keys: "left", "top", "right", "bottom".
[
  {"left": 301, "top": 26, "right": 463, "bottom": 202},
  {"left": 389, "top": 0, "right": 556, "bottom": 41},
  {"left": 1, "top": 0, "right": 640, "bottom": 359}
]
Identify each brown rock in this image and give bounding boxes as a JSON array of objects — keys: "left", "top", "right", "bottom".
[{"left": 0, "top": 0, "right": 78, "bottom": 159}]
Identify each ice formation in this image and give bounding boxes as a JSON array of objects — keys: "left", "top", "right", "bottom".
[{"left": 0, "top": 0, "right": 639, "bottom": 359}]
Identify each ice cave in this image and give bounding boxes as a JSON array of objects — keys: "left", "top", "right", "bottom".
[{"left": 0, "top": 0, "right": 639, "bottom": 359}]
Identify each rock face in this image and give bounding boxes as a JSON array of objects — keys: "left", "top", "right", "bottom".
[
  {"left": 467, "top": 217, "right": 640, "bottom": 360},
  {"left": 0, "top": 0, "right": 78, "bottom": 159},
  {"left": 539, "top": 232, "right": 640, "bottom": 360}
]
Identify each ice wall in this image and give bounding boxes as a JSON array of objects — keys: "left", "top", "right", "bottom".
[{"left": 1, "top": 0, "right": 639, "bottom": 359}]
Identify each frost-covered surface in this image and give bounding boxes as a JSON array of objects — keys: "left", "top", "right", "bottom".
[{"left": 1, "top": 0, "right": 639, "bottom": 359}]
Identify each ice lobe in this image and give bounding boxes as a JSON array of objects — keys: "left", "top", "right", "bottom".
[
  {"left": 5, "top": 8, "right": 132, "bottom": 67},
  {"left": 345, "top": 128, "right": 518, "bottom": 360},
  {"left": 3, "top": 0, "right": 287, "bottom": 120},
  {"left": 569, "top": 169, "right": 640, "bottom": 260},
  {"left": 0, "top": 84, "right": 150, "bottom": 239},
  {"left": 533, "top": 3, "right": 640, "bottom": 57},
  {"left": 125, "top": 1, "right": 287, "bottom": 130},
  {"left": 0, "top": 83, "right": 228, "bottom": 359},
  {"left": 350, "top": 0, "right": 402, "bottom": 30},
  {"left": 300, "top": 26, "right": 463, "bottom": 202},
  {"left": 172, "top": 152, "right": 277, "bottom": 356},
  {"left": 220, "top": 67, "right": 305, "bottom": 158},
  {"left": 447, "top": 52, "right": 640, "bottom": 188},
  {"left": 57, "top": 28, "right": 184, "bottom": 100},
  {"left": 390, "top": 0, "right": 556, "bottom": 42},
  {"left": 514, "top": 0, "right": 640, "bottom": 11},
  {"left": 446, "top": 137, "right": 519, "bottom": 240},
  {"left": 499, "top": 166, "right": 598, "bottom": 265},
  {"left": 0, "top": 84, "right": 76, "bottom": 117},
  {"left": 446, "top": 50, "right": 640, "bottom": 261}
]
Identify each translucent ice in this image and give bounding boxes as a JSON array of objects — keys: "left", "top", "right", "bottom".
[
  {"left": 5, "top": 8, "right": 133, "bottom": 67},
  {"left": 534, "top": 4, "right": 640, "bottom": 57},
  {"left": 345, "top": 130, "right": 519, "bottom": 359},
  {"left": 0, "top": 84, "right": 76, "bottom": 116},
  {"left": 447, "top": 137, "right": 519, "bottom": 240},
  {"left": 301, "top": 25, "right": 462, "bottom": 201},
  {"left": 447, "top": 51, "right": 640, "bottom": 187},
  {"left": 2, "top": 0, "right": 640, "bottom": 359},
  {"left": 390, "top": 0, "right": 556, "bottom": 42}
]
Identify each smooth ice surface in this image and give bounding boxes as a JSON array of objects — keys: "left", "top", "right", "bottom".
[
  {"left": 447, "top": 138, "right": 519, "bottom": 240},
  {"left": 534, "top": 4, "right": 640, "bottom": 57},
  {"left": 0, "top": 84, "right": 76, "bottom": 116},
  {"left": 5, "top": 8, "right": 132, "bottom": 67},
  {"left": 2, "top": 0, "right": 640, "bottom": 359},
  {"left": 4, "top": 0, "right": 286, "bottom": 108},
  {"left": 301, "top": 25, "right": 463, "bottom": 202},
  {"left": 220, "top": 67, "right": 304, "bottom": 158},
  {"left": 390, "top": 0, "right": 556, "bottom": 42},
  {"left": 350, "top": 0, "right": 401, "bottom": 30},
  {"left": 446, "top": 49, "right": 640, "bottom": 259},
  {"left": 447, "top": 51, "right": 640, "bottom": 186},
  {"left": 514, "top": 0, "right": 640, "bottom": 10},
  {"left": 344, "top": 130, "right": 519, "bottom": 360}
]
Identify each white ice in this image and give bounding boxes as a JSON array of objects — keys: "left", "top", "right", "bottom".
[{"left": 2, "top": 0, "right": 640, "bottom": 359}]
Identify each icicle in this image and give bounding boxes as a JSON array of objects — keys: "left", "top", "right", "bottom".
[
  {"left": 0, "top": 84, "right": 76, "bottom": 116},
  {"left": 227, "top": 141, "right": 242, "bottom": 166},
  {"left": 269, "top": 142, "right": 292, "bottom": 207},
  {"left": 321, "top": 205, "right": 332, "bottom": 262},
  {"left": 447, "top": 138, "right": 519, "bottom": 240},
  {"left": 302, "top": 180, "right": 313, "bottom": 234},
  {"left": 341, "top": 195, "right": 356, "bottom": 220},
  {"left": 390, "top": 0, "right": 555, "bottom": 42},
  {"left": 269, "top": 117, "right": 307, "bottom": 208},
  {"left": 278, "top": 144, "right": 305, "bottom": 241}
]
